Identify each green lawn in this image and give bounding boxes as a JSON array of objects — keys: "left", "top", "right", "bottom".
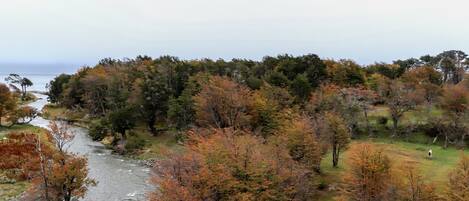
[
  {"left": 0, "top": 181, "right": 29, "bottom": 201},
  {"left": 41, "top": 104, "right": 87, "bottom": 122},
  {"left": 367, "top": 105, "right": 444, "bottom": 127},
  {"left": 0, "top": 124, "right": 45, "bottom": 139},
  {"left": 319, "top": 138, "right": 468, "bottom": 200},
  {"left": 128, "top": 125, "right": 184, "bottom": 160},
  {"left": 316, "top": 104, "right": 467, "bottom": 200},
  {"left": 16, "top": 92, "right": 38, "bottom": 105}
]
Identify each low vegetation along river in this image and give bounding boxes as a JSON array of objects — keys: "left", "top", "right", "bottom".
[{"left": 28, "top": 93, "right": 152, "bottom": 201}]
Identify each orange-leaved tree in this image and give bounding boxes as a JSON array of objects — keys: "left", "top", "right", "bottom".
[
  {"left": 399, "top": 163, "right": 443, "bottom": 201},
  {"left": 341, "top": 143, "right": 397, "bottom": 201},
  {"left": 277, "top": 115, "right": 323, "bottom": 172},
  {"left": 0, "top": 121, "right": 95, "bottom": 201},
  {"left": 324, "top": 112, "right": 350, "bottom": 168},
  {"left": 150, "top": 128, "right": 318, "bottom": 201},
  {"left": 194, "top": 76, "right": 252, "bottom": 129},
  {"left": 447, "top": 153, "right": 469, "bottom": 201},
  {"left": 440, "top": 85, "right": 469, "bottom": 147},
  {"left": 0, "top": 83, "right": 17, "bottom": 127}
]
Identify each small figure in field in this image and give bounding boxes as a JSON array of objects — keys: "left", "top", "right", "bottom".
[{"left": 428, "top": 149, "right": 433, "bottom": 159}]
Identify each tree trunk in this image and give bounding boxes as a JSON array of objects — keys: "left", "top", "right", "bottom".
[
  {"left": 147, "top": 115, "right": 157, "bottom": 135},
  {"left": 21, "top": 85, "right": 26, "bottom": 101},
  {"left": 391, "top": 117, "right": 399, "bottom": 137},
  {"left": 332, "top": 144, "right": 339, "bottom": 168},
  {"left": 444, "top": 134, "right": 449, "bottom": 149},
  {"left": 64, "top": 190, "right": 72, "bottom": 201},
  {"left": 364, "top": 109, "right": 371, "bottom": 137},
  {"left": 0, "top": 110, "right": 3, "bottom": 127},
  {"left": 37, "top": 140, "right": 50, "bottom": 201},
  {"left": 462, "top": 133, "right": 466, "bottom": 145}
]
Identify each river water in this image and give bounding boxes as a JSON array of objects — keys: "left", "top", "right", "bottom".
[{"left": 28, "top": 93, "right": 153, "bottom": 201}]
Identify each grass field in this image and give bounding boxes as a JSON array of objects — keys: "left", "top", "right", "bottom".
[
  {"left": 318, "top": 139, "right": 468, "bottom": 200},
  {"left": 0, "top": 124, "right": 46, "bottom": 139},
  {"left": 321, "top": 139, "right": 468, "bottom": 186},
  {"left": 315, "top": 104, "right": 469, "bottom": 200},
  {"left": 315, "top": 104, "right": 468, "bottom": 200},
  {"left": 126, "top": 125, "right": 184, "bottom": 160},
  {"left": 0, "top": 181, "right": 29, "bottom": 201},
  {"left": 41, "top": 104, "right": 87, "bottom": 123}
]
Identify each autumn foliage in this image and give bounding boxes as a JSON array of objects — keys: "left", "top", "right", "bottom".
[
  {"left": 150, "top": 129, "right": 319, "bottom": 201},
  {"left": 340, "top": 143, "right": 444, "bottom": 201},
  {"left": 194, "top": 76, "right": 252, "bottom": 129},
  {"left": 341, "top": 143, "right": 396, "bottom": 201},
  {"left": 447, "top": 153, "right": 469, "bottom": 200},
  {"left": 0, "top": 122, "right": 94, "bottom": 201},
  {"left": 39, "top": 51, "right": 469, "bottom": 200}
]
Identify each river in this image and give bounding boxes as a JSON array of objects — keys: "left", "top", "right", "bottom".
[{"left": 28, "top": 93, "right": 153, "bottom": 201}]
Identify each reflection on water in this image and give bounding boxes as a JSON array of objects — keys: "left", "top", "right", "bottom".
[{"left": 28, "top": 93, "right": 152, "bottom": 201}]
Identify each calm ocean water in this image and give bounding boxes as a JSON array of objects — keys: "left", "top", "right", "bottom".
[{"left": 0, "top": 74, "right": 57, "bottom": 92}]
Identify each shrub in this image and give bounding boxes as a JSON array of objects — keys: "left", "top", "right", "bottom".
[
  {"left": 317, "top": 179, "right": 328, "bottom": 190},
  {"left": 417, "top": 123, "right": 440, "bottom": 138},
  {"left": 246, "top": 76, "right": 263, "bottom": 90},
  {"left": 377, "top": 116, "right": 388, "bottom": 125},
  {"left": 88, "top": 119, "right": 108, "bottom": 141},
  {"left": 125, "top": 134, "right": 145, "bottom": 152},
  {"left": 174, "top": 130, "right": 187, "bottom": 143}
]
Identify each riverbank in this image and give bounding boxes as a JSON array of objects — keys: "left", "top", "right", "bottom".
[
  {"left": 28, "top": 93, "right": 153, "bottom": 201},
  {"left": 42, "top": 104, "right": 183, "bottom": 162}
]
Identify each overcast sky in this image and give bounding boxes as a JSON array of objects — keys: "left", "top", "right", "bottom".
[{"left": 0, "top": 0, "right": 468, "bottom": 70}]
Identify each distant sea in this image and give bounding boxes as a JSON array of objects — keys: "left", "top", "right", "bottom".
[
  {"left": 0, "top": 63, "right": 79, "bottom": 92},
  {"left": 0, "top": 74, "right": 57, "bottom": 92}
]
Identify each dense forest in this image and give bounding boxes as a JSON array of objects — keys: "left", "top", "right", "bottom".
[{"left": 3, "top": 50, "right": 469, "bottom": 200}]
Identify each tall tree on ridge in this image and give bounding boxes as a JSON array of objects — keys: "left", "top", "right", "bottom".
[{"left": 5, "top": 73, "right": 33, "bottom": 100}]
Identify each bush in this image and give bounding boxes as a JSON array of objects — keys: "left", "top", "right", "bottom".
[
  {"left": 24, "top": 92, "right": 36, "bottom": 101},
  {"left": 125, "top": 134, "right": 145, "bottom": 151},
  {"left": 174, "top": 130, "right": 188, "bottom": 143},
  {"left": 317, "top": 179, "right": 328, "bottom": 190},
  {"left": 89, "top": 119, "right": 108, "bottom": 141},
  {"left": 0, "top": 174, "right": 16, "bottom": 184},
  {"left": 377, "top": 116, "right": 388, "bottom": 125},
  {"left": 416, "top": 123, "right": 439, "bottom": 138},
  {"left": 246, "top": 76, "right": 263, "bottom": 90}
]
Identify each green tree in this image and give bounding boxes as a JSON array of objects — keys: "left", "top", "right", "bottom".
[
  {"left": 47, "top": 74, "right": 72, "bottom": 104},
  {"left": 434, "top": 50, "right": 468, "bottom": 84},
  {"left": 366, "top": 63, "right": 403, "bottom": 79},
  {"left": 266, "top": 71, "right": 289, "bottom": 88},
  {"left": 5, "top": 73, "right": 33, "bottom": 100},
  {"left": 108, "top": 107, "right": 137, "bottom": 141},
  {"left": 246, "top": 76, "right": 263, "bottom": 90},
  {"left": 290, "top": 73, "right": 312, "bottom": 101},
  {"left": 276, "top": 54, "right": 327, "bottom": 88},
  {"left": 138, "top": 71, "right": 170, "bottom": 135},
  {"left": 167, "top": 89, "right": 195, "bottom": 129}
]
